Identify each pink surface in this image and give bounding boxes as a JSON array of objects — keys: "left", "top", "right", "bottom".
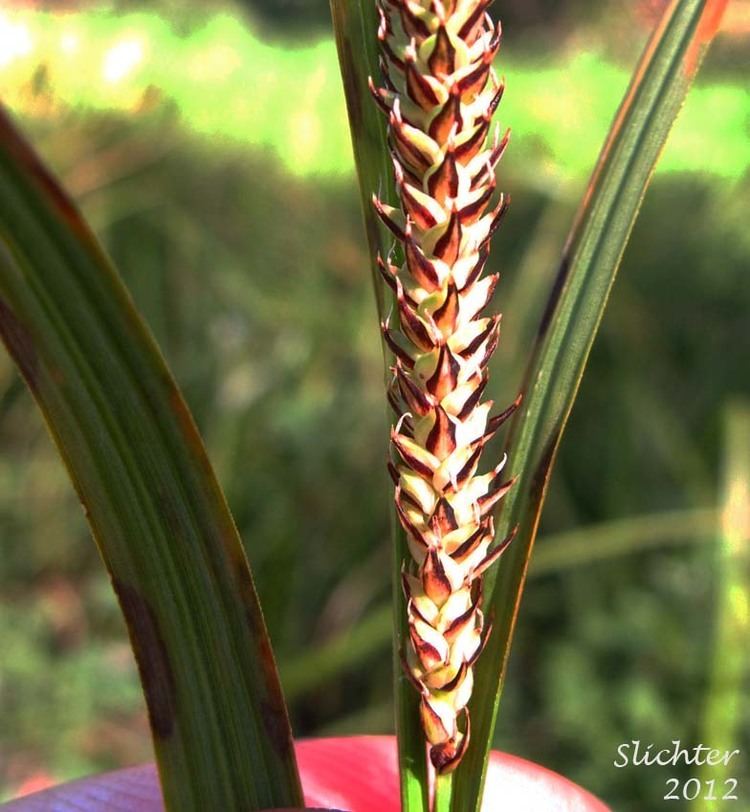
[{"left": 4, "top": 736, "right": 610, "bottom": 811}]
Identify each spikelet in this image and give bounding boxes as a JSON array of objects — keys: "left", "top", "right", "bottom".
[{"left": 372, "top": 0, "right": 519, "bottom": 774}]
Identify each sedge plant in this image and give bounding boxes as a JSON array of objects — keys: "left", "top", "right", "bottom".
[{"left": 0, "top": 0, "right": 730, "bottom": 810}]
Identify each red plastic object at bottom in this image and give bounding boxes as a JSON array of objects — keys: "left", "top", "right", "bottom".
[{"left": 5, "top": 735, "right": 610, "bottom": 811}]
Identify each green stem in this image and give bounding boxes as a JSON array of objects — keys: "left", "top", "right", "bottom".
[{"left": 434, "top": 772, "right": 454, "bottom": 812}]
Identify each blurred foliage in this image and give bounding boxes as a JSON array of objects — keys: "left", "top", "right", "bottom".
[
  {"left": 115, "top": 0, "right": 635, "bottom": 39},
  {"left": 0, "top": 2, "right": 748, "bottom": 810},
  {"left": 1, "top": 9, "right": 748, "bottom": 179}
]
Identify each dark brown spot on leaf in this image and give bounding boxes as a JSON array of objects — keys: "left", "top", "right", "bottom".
[
  {"left": 0, "top": 297, "right": 39, "bottom": 394},
  {"left": 111, "top": 579, "right": 177, "bottom": 739}
]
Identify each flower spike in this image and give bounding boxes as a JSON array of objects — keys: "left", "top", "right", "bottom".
[{"left": 373, "top": 0, "right": 515, "bottom": 773}]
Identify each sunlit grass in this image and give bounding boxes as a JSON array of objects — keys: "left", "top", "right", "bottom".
[{"left": 1, "top": 9, "right": 747, "bottom": 180}]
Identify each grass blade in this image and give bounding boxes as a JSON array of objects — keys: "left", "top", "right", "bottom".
[
  {"left": 531, "top": 507, "right": 716, "bottom": 576},
  {"left": 0, "top": 108, "right": 303, "bottom": 811},
  {"left": 697, "top": 403, "right": 750, "bottom": 806},
  {"left": 329, "top": 2, "right": 429, "bottom": 809},
  {"left": 452, "top": 1, "right": 730, "bottom": 809}
]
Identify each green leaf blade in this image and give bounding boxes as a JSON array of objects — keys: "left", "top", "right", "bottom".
[
  {"left": 0, "top": 109, "right": 303, "bottom": 812},
  {"left": 453, "top": 1, "right": 729, "bottom": 810}
]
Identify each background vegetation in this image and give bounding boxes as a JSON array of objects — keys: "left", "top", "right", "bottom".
[{"left": 0, "top": 1, "right": 748, "bottom": 809}]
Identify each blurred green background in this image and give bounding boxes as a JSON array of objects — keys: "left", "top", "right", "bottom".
[{"left": 0, "top": 1, "right": 748, "bottom": 809}]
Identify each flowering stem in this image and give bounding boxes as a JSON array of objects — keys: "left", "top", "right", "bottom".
[{"left": 434, "top": 772, "right": 454, "bottom": 812}]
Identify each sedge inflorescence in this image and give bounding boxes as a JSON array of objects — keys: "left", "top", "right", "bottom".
[{"left": 371, "top": 0, "right": 518, "bottom": 774}]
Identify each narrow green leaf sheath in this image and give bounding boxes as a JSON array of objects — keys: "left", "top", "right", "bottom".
[{"left": 373, "top": 0, "right": 517, "bottom": 774}]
